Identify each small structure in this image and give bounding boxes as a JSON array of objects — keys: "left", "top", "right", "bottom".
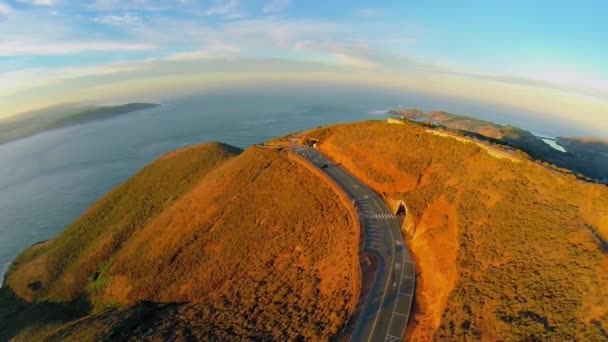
[
  {"left": 304, "top": 138, "right": 319, "bottom": 148},
  {"left": 387, "top": 199, "right": 408, "bottom": 217},
  {"left": 395, "top": 200, "right": 407, "bottom": 216}
]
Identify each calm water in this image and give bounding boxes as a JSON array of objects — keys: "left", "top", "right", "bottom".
[{"left": 0, "top": 86, "right": 581, "bottom": 282}]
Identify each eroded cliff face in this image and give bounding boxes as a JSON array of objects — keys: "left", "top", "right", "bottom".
[{"left": 406, "top": 196, "right": 459, "bottom": 341}]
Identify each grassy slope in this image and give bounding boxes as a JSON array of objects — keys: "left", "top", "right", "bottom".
[
  {"left": 3, "top": 145, "right": 358, "bottom": 341},
  {"left": 302, "top": 120, "right": 608, "bottom": 341},
  {"left": 1, "top": 142, "right": 240, "bottom": 340},
  {"left": 4, "top": 142, "right": 241, "bottom": 302}
]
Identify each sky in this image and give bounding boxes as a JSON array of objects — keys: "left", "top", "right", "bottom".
[{"left": 0, "top": 0, "right": 607, "bottom": 136}]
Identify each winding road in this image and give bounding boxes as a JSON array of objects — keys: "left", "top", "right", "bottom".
[{"left": 291, "top": 147, "right": 416, "bottom": 342}]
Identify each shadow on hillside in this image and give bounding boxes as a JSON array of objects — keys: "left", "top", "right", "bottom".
[
  {"left": 447, "top": 126, "right": 608, "bottom": 184},
  {"left": 0, "top": 287, "right": 91, "bottom": 342},
  {"left": 589, "top": 227, "right": 608, "bottom": 255}
]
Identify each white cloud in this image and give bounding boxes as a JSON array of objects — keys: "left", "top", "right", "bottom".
[
  {"left": 0, "top": 1, "right": 13, "bottom": 15},
  {"left": 263, "top": 0, "right": 290, "bottom": 13},
  {"left": 0, "top": 40, "right": 154, "bottom": 56},
  {"left": 93, "top": 12, "right": 142, "bottom": 25},
  {"left": 15, "top": 0, "right": 55, "bottom": 6},
  {"left": 24, "top": 0, "right": 56, "bottom": 5},
  {"left": 88, "top": 0, "right": 175, "bottom": 11},
  {"left": 164, "top": 50, "right": 210, "bottom": 61},
  {"left": 334, "top": 53, "right": 376, "bottom": 69},
  {"left": 204, "top": 0, "right": 242, "bottom": 19}
]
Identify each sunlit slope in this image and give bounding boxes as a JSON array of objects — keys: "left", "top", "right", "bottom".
[
  {"left": 302, "top": 120, "right": 608, "bottom": 341},
  {"left": 4, "top": 145, "right": 358, "bottom": 341},
  {"left": 4, "top": 142, "right": 241, "bottom": 302}
]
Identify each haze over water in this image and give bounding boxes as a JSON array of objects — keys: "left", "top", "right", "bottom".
[{"left": 0, "top": 86, "right": 591, "bottom": 282}]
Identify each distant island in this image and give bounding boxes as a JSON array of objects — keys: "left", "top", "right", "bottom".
[
  {"left": 0, "top": 103, "right": 159, "bottom": 144},
  {"left": 389, "top": 108, "right": 608, "bottom": 184}
]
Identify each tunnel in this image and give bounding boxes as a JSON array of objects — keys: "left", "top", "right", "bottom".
[{"left": 395, "top": 201, "right": 407, "bottom": 216}]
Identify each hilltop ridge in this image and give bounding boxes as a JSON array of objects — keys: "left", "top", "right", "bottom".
[{"left": 2, "top": 142, "right": 359, "bottom": 341}]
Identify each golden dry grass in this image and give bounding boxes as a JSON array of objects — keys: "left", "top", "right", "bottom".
[
  {"left": 5, "top": 142, "right": 241, "bottom": 302},
  {"left": 3, "top": 144, "right": 359, "bottom": 341},
  {"left": 301, "top": 120, "right": 608, "bottom": 341}
]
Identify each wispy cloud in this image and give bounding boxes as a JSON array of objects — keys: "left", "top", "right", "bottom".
[
  {"left": 448, "top": 71, "right": 608, "bottom": 102},
  {"left": 0, "top": 1, "right": 12, "bottom": 15},
  {"left": 204, "top": 0, "right": 243, "bottom": 19},
  {"left": 88, "top": 0, "right": 174, "bottom": 11},
  {"left": 263, "top": 0, "right": 290, "bottom": 13},
  {"left": 0, "top": 40, "right": 154, "bottom": 56},
  {"left": 93, "top": 12, "right": 142, "bottom": 25},
  {"left": 334, "top": 53, "right": 377, "bottom": 69},
  {"left": 18, "top": 0, "right": 56, "bottom": 6}
]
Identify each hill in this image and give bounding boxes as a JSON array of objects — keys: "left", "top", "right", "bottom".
[
  {"left": 1, "top": 142, "right": 359, "bottom": 341},
  {"left": 0, "top": 103, "right": 159, "bottom": 144},
  {"left": 300, "top": 120, "right": 608, "bottom": 341},
  {"left": 389, "top": 109, "right": 608, "bottom": 183},
  {"left": 3, "top": 118, "right": 608, "bottom": 341}
]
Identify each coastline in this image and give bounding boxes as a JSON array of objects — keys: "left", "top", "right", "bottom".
[{"left": 0, "top": 260, "right": 10, "bottom": 287}]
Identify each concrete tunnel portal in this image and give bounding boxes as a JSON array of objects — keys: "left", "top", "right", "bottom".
[{"left": 395, "top": 201, "right": 407, "bottom": 216}]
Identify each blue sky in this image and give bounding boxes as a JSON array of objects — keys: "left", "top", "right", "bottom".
[{"left": 0, "top": 0, "right": 607, "bottom": 135}]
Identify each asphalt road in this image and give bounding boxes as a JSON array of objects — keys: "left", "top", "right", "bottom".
[{"left": 291, "top": 147, "right": 416, "bottom": 342}]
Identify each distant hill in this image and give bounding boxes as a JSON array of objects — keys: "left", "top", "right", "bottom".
[
  {"left": 390, "top": 109, "right": 608, "bottom": 183},
  {"left": 0, "top": 103, "right": 159, "bottom": 144},
  {"left": 1, "top": 142, "right": 358, "bottom": 341}
]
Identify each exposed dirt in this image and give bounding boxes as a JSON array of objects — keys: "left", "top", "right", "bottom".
[{"left": 407, "top": 196, "right": 459, "bottom": 342}]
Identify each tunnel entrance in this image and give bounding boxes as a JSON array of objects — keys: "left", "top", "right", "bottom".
[{"left": 395, "top": 201, "right": 407, "bottom": 216}]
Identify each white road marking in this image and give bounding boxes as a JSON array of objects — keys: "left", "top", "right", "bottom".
[
  {"left": 296, "top": 146, "right": 414, "bottom": 341},
  {"left": 367, "top": 213, "right": 397, "bottom": 219},
  {"left": 386, "top": 335, "right": 401, "bottom": 342}
]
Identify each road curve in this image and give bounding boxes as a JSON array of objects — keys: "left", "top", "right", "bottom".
[{"left": 291, "top": 147, "right": 416, "bottom": 342}]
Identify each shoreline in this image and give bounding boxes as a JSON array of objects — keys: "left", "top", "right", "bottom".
[{"left": 0, "top": 260, "right": 11, "bottom": 287}]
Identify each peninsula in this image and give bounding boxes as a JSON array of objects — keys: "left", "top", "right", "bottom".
[{"left": 0, "top": 103, "right": 159, "bottom": 145}]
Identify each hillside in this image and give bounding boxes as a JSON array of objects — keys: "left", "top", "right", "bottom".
[
  {"left": 0, "top": 103, "right": 159, "bottom": 144},
  {"left": 301, "top": 120, "right": 608, "bottom": 341},
  {"left": 389, "top": 109, "right": 608, "bottom": 183},
  {"left": 2, "top": 143, "right": 360, "bottom": 341},
  {"left": 3, "top": 119, "right": 607, "bottom": 341}
]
